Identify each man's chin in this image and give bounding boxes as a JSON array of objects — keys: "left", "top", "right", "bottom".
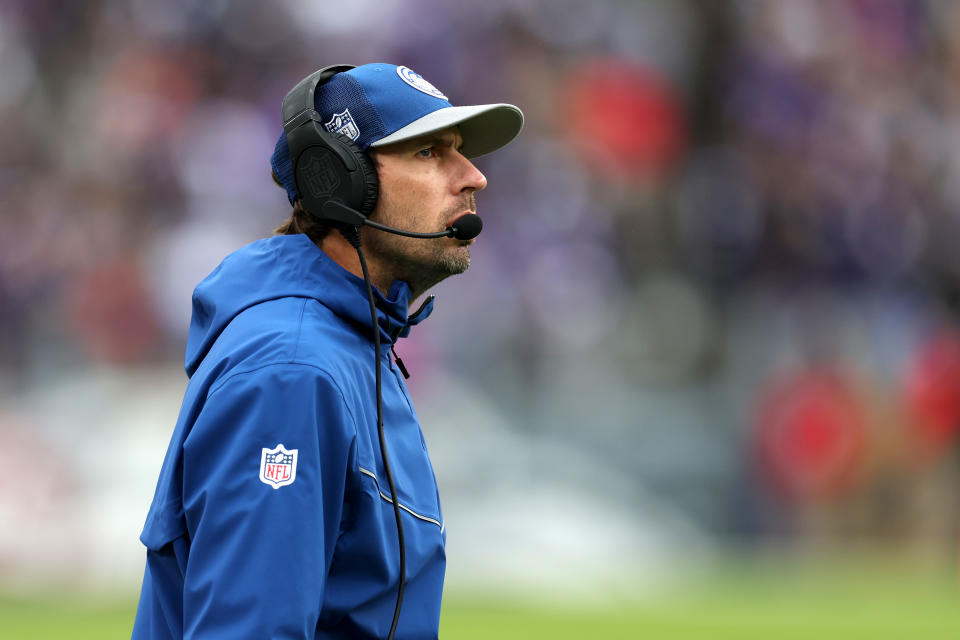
[{"left": 436, "top": 245, "right": 471, "bottom": 276}]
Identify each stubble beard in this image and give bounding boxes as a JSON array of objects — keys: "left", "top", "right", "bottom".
[{"left": 364, "top": 215, "right": 472, "bottom": 297}]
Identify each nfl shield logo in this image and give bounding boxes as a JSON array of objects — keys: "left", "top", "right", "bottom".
[
  {"left": 260, "top": 444, "right": 298, "bottom": 489},
  {"left": 324, "top": 108, "right": 360, "bottom": 141},
  {"left": 300, "top": 154, "right": 340, "bottom": 198}
]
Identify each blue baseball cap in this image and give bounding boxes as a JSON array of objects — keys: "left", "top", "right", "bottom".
[{"left": 270, "top": 63, "right": 524, "bottom": 204}]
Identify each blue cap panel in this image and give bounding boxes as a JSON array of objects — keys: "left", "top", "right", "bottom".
[
  {"left": 314, "top": 72, "right": 388, "bottom": 150},
  {"left": 270, "top": 134, "right": 297, "bottom": 204},
  {"left": 346, "top": 65, "right": 453, "bottom": 141}
]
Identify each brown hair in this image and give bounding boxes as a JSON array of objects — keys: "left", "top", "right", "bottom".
[{"left": 273, "top": 200, "right": 334, "bottom": 244}]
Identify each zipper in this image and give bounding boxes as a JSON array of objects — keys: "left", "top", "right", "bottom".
[{"left": 388, "top": 295, "right": 434, "bottom": 380}]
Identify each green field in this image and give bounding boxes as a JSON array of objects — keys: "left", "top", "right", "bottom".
[{"left": 3, "top": 559, "right": 958, "bottom": 639}]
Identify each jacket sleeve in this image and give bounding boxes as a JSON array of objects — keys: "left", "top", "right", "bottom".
[{"left": 179, "top": 363, "right": 356, "bottom": 639}]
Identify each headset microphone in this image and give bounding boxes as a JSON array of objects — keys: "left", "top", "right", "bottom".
[
  {"left": 447, "top": 213, "right": 483, "bottom": 240},
  {"left": 322, "top": 201, "right": 484, "bottom": 240}
]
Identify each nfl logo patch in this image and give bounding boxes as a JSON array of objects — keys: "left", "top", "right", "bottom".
[
  {"left": 324, "top": 108, "right": 360, "bottom": 141},
  {"left": 260, "top": 444, "right": 298, "bottom": 489}
]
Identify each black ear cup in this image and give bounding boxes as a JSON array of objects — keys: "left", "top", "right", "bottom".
[{"left": 291, "top": 128, "right": 379, "bottom": 222}]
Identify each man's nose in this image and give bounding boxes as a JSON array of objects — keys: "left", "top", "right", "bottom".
[{"left": 454, "top": 153, "right": 488, "bottom": 194}]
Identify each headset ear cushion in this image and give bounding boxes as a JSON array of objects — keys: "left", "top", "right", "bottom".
[
  {"left": 357, "top": 151, "right": 379, "bottom": 217},
  {"left": 331, "top": 134, "right": 379, "bottom": 216}
]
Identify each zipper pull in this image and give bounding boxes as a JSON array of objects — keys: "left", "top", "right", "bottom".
[{"left": 390, "top": 345, "right": 411, "bottom": 379}]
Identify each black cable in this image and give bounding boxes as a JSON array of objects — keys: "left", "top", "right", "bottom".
[{"left": 342, "top": 227, "right": 406, "bottom": 640}]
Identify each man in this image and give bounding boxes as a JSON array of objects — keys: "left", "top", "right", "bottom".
[{"left": 132, "top": 63, "right": 523, "bottom": 639}]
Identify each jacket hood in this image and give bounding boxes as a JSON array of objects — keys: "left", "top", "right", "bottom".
[{"left": 184, "top": 234, "right": 434, "bottom": 376}]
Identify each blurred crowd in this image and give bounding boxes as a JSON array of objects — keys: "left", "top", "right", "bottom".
[{"left": 3, "top": 0, "right": 960, "bottom": 585}]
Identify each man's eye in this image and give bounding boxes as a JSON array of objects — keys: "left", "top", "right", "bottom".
[{"left": 416, "top": 147, "right": 433, "bottom": 158}]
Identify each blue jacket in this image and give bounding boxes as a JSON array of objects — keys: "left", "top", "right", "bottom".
[{"left": 132, "top": 234, "right": 445, "bottom": 639}]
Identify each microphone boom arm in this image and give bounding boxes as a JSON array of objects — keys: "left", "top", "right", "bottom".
[
  {"left": 321, "top": 200, "right": 481, "bottom": 240},
  {"left": 362, "top": 218, "right": 453, "bottom": 239}
]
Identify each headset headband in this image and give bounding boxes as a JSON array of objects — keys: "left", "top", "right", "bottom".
[{"left": 281, "top": 64, "right": 356, "bottom": 133}]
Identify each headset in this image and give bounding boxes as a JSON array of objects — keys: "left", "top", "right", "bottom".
[
  {"left": 281, "top": 65, "right": 479, "bottom": 640},
  {"left": 282, "top": 64, "right": 381, "bottom": 228},
  {"left": 281, "top": 64, "right": 482, "bottom": 239}
]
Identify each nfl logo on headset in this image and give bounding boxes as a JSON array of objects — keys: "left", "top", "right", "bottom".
[
  {"left": 324, "top": 108, "right": 360, "bottom": 141},
  {"left": 260, "top": 444, "right": 298, "bottom": 489},
  {"left": 300, "top": 154, "right": 341, "bottom": 198}
]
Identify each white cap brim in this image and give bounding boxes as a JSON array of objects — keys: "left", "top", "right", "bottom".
[{"left": 369, "top": 103, "right": 524, "bottom": 158}]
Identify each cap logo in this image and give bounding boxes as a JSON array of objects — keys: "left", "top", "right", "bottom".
[
  {"left": 260, "top": 444, "right": 298, "bottom": 489},
  {"left": 396, "top": 66, "right": 448, "bottom": 100},
  {"left": 324, "top": 108, "right": 360, "bottom": 141}
]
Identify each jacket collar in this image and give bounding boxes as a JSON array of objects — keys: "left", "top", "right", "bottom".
[
  {"left": 185, "top": 234, "right": 435, "bottom": 376},
  {"left": 308, "top": 240, "right": 435, "bottom": 345}
]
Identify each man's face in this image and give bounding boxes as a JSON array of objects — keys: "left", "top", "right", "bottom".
[{"left": 364, "top": 126, "right": 488, "bottom": 296}]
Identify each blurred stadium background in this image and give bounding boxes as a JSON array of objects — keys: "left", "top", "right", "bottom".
[{"left": 3, "top": 0, "right": 960, "bottom": 636}]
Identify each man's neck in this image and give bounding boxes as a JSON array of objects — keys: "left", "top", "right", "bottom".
[{"left": 318, "top": 230, "right": 405, "bottom": 304}]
